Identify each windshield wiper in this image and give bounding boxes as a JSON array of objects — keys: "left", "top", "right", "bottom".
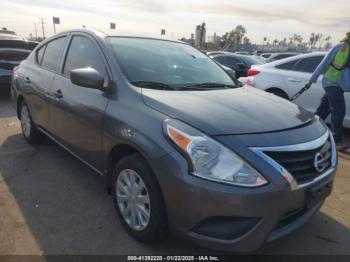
[
  {"left": 177, "top": 82, "right": 237, "bottom": 90},
  {"left": 130, "top": 81, "right": 177, "bottom": 90}
]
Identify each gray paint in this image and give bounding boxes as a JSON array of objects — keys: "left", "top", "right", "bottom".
[{"left": 11, "top": 29, "right": 337, "bottom": 252}]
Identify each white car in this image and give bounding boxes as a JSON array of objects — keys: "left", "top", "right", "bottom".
[{"left": 240, "top": 52, "right": 350, "bottom": 128}]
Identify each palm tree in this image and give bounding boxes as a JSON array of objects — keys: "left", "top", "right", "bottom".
[{"left": 235, "top": 25, "right": 246, "bottom": 47}]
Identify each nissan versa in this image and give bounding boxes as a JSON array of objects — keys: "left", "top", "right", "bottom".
[{"left": 11, "top": 29, "right": 337, "bottom": 252}]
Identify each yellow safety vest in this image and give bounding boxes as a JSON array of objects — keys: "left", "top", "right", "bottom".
[{"left": 324, "top": 42, "right": 350, "bottom": 82}]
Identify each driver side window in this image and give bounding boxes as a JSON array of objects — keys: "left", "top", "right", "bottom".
[{"left": 63, "top": 35, "right": 108, "bottom": 84}]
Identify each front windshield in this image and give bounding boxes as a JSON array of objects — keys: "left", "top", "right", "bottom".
[{"left": 108, "top": 37, "right": 235, "bottom": 89}]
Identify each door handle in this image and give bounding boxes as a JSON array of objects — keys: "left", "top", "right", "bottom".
[
  {"left": 24, "top": 77, "right": 31, "bottom": 84},
  {"left": 287, "top": 78, "right": 302, "bottom": 83},
  {"left": 54, "top": 89, "right": 63, "bottom": 99}
]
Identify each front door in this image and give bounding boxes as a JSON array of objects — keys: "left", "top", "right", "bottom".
[{"left": 49, "top": 34, "right": 111, "bottom": 170}]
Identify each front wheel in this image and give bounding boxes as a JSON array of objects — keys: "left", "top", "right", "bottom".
[
  {"left": 20, "top": 101, "right": 44, "bottom": 144},
  {"left": 112, "top": 154, "right": 168, "bottom": 242}
]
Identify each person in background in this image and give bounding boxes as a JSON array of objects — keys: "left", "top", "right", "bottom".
[{"left": 306, "top": 32, "right": 350, "bottom": 153}]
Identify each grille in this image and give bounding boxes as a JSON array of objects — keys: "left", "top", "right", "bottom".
[{"left": 264, "top": 139, "right": 332, "bottom": 184}]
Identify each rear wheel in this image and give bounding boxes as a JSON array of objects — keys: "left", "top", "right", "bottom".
[
  {"left": 112, "top": 154, "right": 167, "bottom": 242},
  {"left": 20, "top": 101, "right": 44, "bottom": 144}
]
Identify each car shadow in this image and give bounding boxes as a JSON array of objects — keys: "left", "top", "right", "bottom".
[
  {"left": 0, "top": 133, "right": 350, "bottom": 255},
  {"left": 0, "top": 133, "right": 198, "bottom": 255}
]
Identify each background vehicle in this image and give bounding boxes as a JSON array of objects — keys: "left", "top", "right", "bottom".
[
  {"left": 266, "top": 53, "right": 298, "bottom": 63},
  {"left": 241, "top": 52, "right": 350, "bottom": 128},
  {"left": 260, "top": 53, "right": 273, "bottom": 59},
  {"left": 210, "top": 53, "right": 264, "bottom": 78},
  {"left": 206, "top": 51, "right": 225, "bottom": 56},
  {"left": 12, "top": 30, "right": 337, "bottom": 252},
  {"left": 0, "top": 34, "right": 37, "bottom": 90}
]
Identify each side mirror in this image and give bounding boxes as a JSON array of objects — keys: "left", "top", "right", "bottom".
[
  {"left": 70, "top": 67, "right": 104, "bottom": 90},
  {"left": 236, "top": 63, "right": 246, "bottom": 70}
]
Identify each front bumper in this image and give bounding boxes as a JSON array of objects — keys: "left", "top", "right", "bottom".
[{"left": 152, "top": 147, "right": 336, "bottom": 252}]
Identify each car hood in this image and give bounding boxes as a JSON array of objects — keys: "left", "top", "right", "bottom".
[{"left": 142, "top": 86, "right": 313, "bottom": 135}]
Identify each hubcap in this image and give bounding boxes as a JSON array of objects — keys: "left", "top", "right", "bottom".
[
  {"left": 21, "top": 105, "right": 31, "bottom": 138},
  {"left": 116, "top": 169, "right": 151, "bottom": 231}
]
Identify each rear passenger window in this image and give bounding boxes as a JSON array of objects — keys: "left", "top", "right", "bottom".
[
  {"left": 225, "top": 57, "right": 241, "bottom": 68},
  {"left": 295, "top": 56, "right": 324, "bottom": 73},
  {"left": 41, "top": 37, "right": 67, "bottom": 71},
  {"left": 276, "top": 60, "right": 297, "bottom": 71},
  {"left": 63, "top": 36, "right": 107, "bottom": 80},
  {"left": 36, "top": 45, "right": 46, "bottom": 65}
]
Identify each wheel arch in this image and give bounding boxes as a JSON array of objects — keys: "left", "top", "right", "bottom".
[
  {"left": 105, "top": 143, "right": 161, "bottom": 195},
  {"left": 266, "top": 87, "right": 290, "bottom": 100},
  {"left": 16, "top": 95, "right": 25, "bottom": 119}
]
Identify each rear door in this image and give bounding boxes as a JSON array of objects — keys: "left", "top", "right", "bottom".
[
  {"left": 282, "top": 55, "right": 324, "bottom": 112},
  {"left": 24, "top": 36, "right": 67, "bottom": 131},
  {"left": 49, "top": 33, "right": 111, "bottom": 169}
]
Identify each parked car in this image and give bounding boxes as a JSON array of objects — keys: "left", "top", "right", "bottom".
[
  {"left": 210, "top": 53, "right": 264, "bottom": 78},
  {"left": 240, "top": 52, "right": 350, "bottom": 128},
  {"left": 266, "top": 53, "right": 298, "bottom": 63},
  {"left": 12, "top": 29, "right": 337, "bottom": 252},
  {"left": 0, "top": 34, "right": 37, "bottom": 90},
  {"left": 260, "top": 53, "right": 273, "bottom": 59},
  {"left": 206, "top": 51, "right": 225, "bottom": 56},
  {"left": 235, "top": 51, "right": 250, "bottom": 55},
  {"left": 253, "top": 55, "right": 267, "bottom": 64}
]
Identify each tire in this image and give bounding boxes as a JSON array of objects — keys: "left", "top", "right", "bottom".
[
  {"left": 20, "top": 101, "right": 44, "bottom": 144},
  {"left": 268, "top": 89, "right": 290, "bottom": 100},
  {"left": 112, "top": 154, "right": 168, "bottom": 242}
]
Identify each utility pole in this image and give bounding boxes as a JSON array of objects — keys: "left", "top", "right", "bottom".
[
  {"left": 34, "top": 23, "right": 38, "bottom": 40},
  {"left": 39, "top": 17, "right": 46, "bottom": 39}
]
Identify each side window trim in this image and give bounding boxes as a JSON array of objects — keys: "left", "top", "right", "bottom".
[
  {"left": 60, "top": 33, "right": 112, "bottom": 84},
  {"left": 36, "top": 44, "right": 47, "bottom": 65}
]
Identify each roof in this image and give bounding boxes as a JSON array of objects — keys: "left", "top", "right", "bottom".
[
  {"left": 52, "top": 28, "right": 186, "bottom": 44},
  {"left": 0, "top": 33, "right": 26, "bottom": 41}
]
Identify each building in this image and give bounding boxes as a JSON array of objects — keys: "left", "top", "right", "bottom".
[{"left": 195, "top": 24, "right": 206, "bottom": 48}]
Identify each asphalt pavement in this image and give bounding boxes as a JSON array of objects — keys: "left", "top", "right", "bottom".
[{"left": 0, "top": 90, "right": 349, "bottom": 255}]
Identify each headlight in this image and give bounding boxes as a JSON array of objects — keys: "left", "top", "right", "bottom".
[{"left": 164, "top": 119, "right": 268, "bottom": 187}]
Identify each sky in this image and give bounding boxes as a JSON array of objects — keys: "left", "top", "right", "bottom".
[{"left": 0, "top": 0, "right": 349, "bottom": 44}]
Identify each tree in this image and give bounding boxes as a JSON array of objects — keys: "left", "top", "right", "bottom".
[
  {"left": 309, "top": 33, "right": 323, "bottom": 48},
  {"left": 243, "top": 36, "right": 250, "bottom": 45},
  {"left": 235, "top": 25, "right": 246, "bottom": 46},
  {"left": 221, "top": 25, "right": 247, "bottom": 50},
  {"left": 324, "top": 36, "right": 332, "bottom": 50},
  {"left": 292, "top": 34, "right": 303, "bottom": 46}
]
